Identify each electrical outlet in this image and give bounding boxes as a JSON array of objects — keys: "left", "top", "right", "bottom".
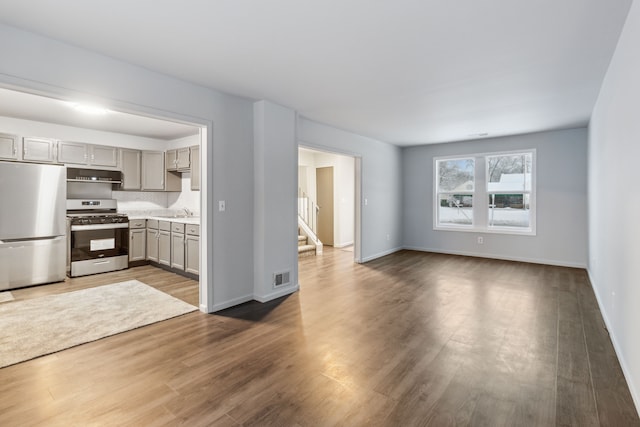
[
  {"left": 477, "top": 236, "right": 484, "bottom": 244},
  {"left": 386, "top": 234, "right": 390, "bottom": 241},
  {"left": 218, "top": 200, "right": 226, "bottom": 212}
]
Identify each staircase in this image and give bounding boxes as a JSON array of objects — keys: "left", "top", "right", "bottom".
[
  {"left": 298, "top": 232, "right": 316, "bottom": 257},
  {"left": 297, "top": 187, "right": 322, "bottom": 257}
]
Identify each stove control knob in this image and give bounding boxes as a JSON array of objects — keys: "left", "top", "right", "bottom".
[{"left": 100, "top": 218, "right": 107, "bottom": 223}]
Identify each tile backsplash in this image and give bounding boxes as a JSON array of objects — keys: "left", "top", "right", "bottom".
[{"left": 113, "top": 174, "right": 200, "bottom": 216}]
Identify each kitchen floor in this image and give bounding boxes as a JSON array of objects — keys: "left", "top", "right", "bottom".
[{"left": 7, "top": 265, "right": 198, "bottom": 306}]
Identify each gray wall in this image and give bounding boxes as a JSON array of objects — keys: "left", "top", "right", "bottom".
[
  {"left": 402, "top": 128, "right": 588, "bottom": 267},
  {"left": 297, "top": 117, "right": 403, "bottom": 261},
  {"left": 0, "top": 23, "right": 255, "bottom": 312},
  {"left": 589, "top": 0, "right": 640, "bottom": 411},
  {"left": 254, "top": 101, "right": 298, "bottom": 301}
]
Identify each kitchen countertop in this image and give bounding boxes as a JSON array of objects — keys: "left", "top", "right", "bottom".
[{"left": 127, "top": 215, "right": 200, "bottom": 225}]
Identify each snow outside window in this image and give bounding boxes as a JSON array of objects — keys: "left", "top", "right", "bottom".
[
  {"left": 435, "top": 158, "right": 475, "bottom": 227},
  {"left": 434, "top": 150, "right": 536, "bottom": 235}
]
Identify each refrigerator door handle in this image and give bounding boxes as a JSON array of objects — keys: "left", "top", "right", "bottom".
[{"left": 0, "top": 236, "right": 65, "bottom": 244}]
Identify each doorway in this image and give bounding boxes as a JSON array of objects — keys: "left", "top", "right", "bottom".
[
  {"left": 0, "top": 85, "right": 210, "bottom": 311},
  {"left": 297, "top": 146, "right": 360, "bottom": 261}
]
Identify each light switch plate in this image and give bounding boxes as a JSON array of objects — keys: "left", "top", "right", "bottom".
[{"left": 219, "top": 200, "right": 226, "bottom": 212}]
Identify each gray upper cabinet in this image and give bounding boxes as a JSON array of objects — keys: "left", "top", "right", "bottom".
[
  {"left": 190, "top": 145, "right": 200, "bottom": 191},
  {"left": 141, "top": 150, "right": 165, "bottom": 190},
  {"left": 119, "top": 148, "right": 141, "bottom": 190},
  {"left": 141, "top": 150, "right": 181, "bottom": 191},
  {"left": 0, "top": 133, "right": 19, "bottom": 160},
  {"left": 176, "top": 147, "right": 190, "bottom": 170},
  {"left": 23, "top": 137, "right": 57, "bottom": 163},
  {"left": 58, "top": 141, "right": 117, "bottom": 167},
  {"left": 58, "top": 141, "right": 87, "bottom": 164},
  {"left": 166, "top": 147, "right": 190, "bottom": 171},
  {"left": 90, "top": 145, "right": 118, "bottom": 167},
  {"left": 166, "top": 149, "right": 177, "bottom": 171}
]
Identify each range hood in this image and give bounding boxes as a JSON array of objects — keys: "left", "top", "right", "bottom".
[{"left": 66, "top": 167, "right": 122, "bottom": 184}]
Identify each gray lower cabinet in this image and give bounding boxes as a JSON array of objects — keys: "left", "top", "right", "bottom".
[
  {"left": 146, "top": 229, "right": 159, "bottom": 262},
  {"left": 171, "top": 222, "right": 185, "bottom": 270},
  {"left": 146, "top": 219, "right": 198, "bottom": 276},
  {"left": 185, "top": 224, "right": 199, "bottom": 275},
  {"left": 129, "top": 229, "right": 146, "bottom": 262},
  {"left": 0, "top": 133, "right": 19, "bottom": 160},
  {"left": 129, "top": 220, "right": 146, "bottom": 262},
  {"left": 158, "top": 221, "right": 171, "bottom": 266},
  {"left": 23, "top": 137, "right": 56, "bottom": 163}
]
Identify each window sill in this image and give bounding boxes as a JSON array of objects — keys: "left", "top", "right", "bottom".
[{"left": 433, "top": 226, "right": 536, "bottom": 236}]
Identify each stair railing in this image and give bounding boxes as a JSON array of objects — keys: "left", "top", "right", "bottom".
[{"left": 298, "top": 187, "right": 318, "bottom": 236}]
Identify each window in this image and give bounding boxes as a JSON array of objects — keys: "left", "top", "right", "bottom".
[
  {"left": 436, "top": 158, "right": 475, "bottom": 226},
  {"left": 434, "top": 150, "right": 535, "bottom": 235},
  {"left": 487, "top": 153, "right": 532, "bottom": 229}
]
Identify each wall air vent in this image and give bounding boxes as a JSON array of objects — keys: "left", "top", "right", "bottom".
[{"left": 273, "top": 270, "right": 291, "bottom": 288}]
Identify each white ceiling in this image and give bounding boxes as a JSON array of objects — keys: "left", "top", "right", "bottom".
[
  {"left": 0, "top": 0, "right": 633, "bottom": 146},
  {"left": 0, "top": 88, "right": 199, "bottom": 140}
]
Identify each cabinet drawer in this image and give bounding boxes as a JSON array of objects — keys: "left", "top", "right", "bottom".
[
  {"left": 186, "top": 224, "right": 200, "bottom": 236},
  {"left": 159, "top": 220, "right": 171, "bottom": 231},
  {"left": 147, "top": 219, "right": 158, "bottom": 229},
  {"left": 129, "top": 219, "right": 146, "bottom": 229},
  {"left": 171, "top": 222, "right": 185, "bottom": 233}
]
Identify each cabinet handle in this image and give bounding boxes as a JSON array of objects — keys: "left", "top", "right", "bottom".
[
  {"left": 13, "top": 146, "right": 17, "bottom": 156},
  {"left": 131, "top": 234, "right": 134, "bottom": 240}
]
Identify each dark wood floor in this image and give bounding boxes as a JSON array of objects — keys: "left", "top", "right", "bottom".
[{"left": 0, "top": 249, "right": 638, "bottom": 426}]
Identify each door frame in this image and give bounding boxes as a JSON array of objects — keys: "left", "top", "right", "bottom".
[
  {"left": 0, "top": 79, "right": 212, "bottom": 311},
  {"left": 297, "top": 143, "right": 362, "bottom": 263}
]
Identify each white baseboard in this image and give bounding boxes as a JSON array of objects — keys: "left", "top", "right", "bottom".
[
  {"left": 403, "top": 246, "right": 587, "bottom": 269},
  {"left": 254, "top": 283, "right": 300, "bottom": 303},
  {"left": 333, "top": 241, "right": 354, "bottom": 249},
  {"left": 208, "top": 294, "right": 253, "bottom": 313},
  {"left": 585, "top": 269, "right": 640, "bottom": 416},
  {"left": 359, "top": 247, "right": 403, "bottom": 263}
]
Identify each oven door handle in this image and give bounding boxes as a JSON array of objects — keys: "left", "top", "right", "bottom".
[{"left": 70, "top": 223, "right": 129, "bottom": 231}]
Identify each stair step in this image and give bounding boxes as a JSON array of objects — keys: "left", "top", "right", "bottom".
[
  {"left": 298, "top": 235, "right": 307, "bottom": 246},
  {"left": 298, "top": 244, "right": 316, "bottom": 257}
]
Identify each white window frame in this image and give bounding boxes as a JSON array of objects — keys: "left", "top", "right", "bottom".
[
  {"left": 433, "top": 149, "right": 536, "bottom": 236},
  {"left": 434, "top": 156, "right": 476, "bottom": 229}
]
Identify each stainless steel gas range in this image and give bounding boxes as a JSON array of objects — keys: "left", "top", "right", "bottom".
[{"left": 66, "top": 199, "right": 129, "bottom": 277}]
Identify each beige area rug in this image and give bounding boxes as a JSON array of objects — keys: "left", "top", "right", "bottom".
[
  {"left": 0, "top": 291, "right": 14, "bottom": 304},
  {"left": 0, "top": 280, "right": 197, "bottom": 368}
]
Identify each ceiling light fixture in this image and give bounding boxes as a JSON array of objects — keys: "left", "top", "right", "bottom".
[{"left": 67, "top": 102, "right": 110, "bottom": 115}]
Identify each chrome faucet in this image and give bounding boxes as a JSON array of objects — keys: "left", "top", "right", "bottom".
[{"left": 182, "top": 207, "right": 192, "bottom": 217}]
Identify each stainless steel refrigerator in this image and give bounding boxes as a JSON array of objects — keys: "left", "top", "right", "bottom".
[{"left": 0, "top": 161, "right": 67, "bottom": 291}]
